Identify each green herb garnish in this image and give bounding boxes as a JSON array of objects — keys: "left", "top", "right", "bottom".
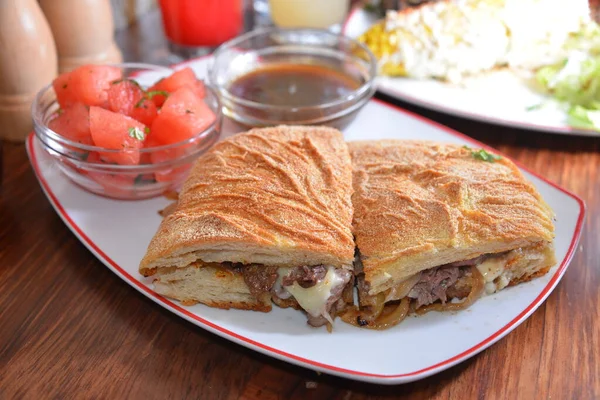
[
  {"left": 146, "top": 90, "right": 169, "bottom": 99},
  {"left": 135, "top": 90, "right": 169, "bottom": 108},
  {"left": 134, "top": 97, "right": 146, "bottom": 108},
  {"left": 526, "top": 103, "right": 544, "bottom": 111},
  {"left": 111, "top": 78, "right": 142, "bottom": 89},
  {"left": 128, "top": 126, "right": 146, "bottom": 141},
  {"left": 144, "top": 126, "right": 150, "bottom": 134},
  {"left": 463, "top": 146, "right": 502, "bottom": 162}
]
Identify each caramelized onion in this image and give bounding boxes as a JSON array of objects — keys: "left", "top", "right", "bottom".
[
  {"left": 340, "top": 296, "right": 410, "bottom": 330},
  {"left": 340, "top": 292, "right": 384, "bottom": 326},
  {"left": 367, "top": 297, "right": 411, "bottom": 330},
  {"left": 415, "top": 266, "right": 485, "bottom": 315},
  {"left": 367, "top": 293, "right": 386, "bottom": 321}
]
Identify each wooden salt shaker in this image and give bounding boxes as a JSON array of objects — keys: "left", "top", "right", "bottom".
[
  {"left": 0, "top": 0, "right": 58, "bottom": 142},
  {"left": 39, "top": 0, "right": 123, "bottom": 74}
]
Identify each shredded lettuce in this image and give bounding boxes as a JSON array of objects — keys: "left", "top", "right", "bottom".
[
  {"left": 536, "top": 53, "right": 600, "bottom": 108},
  {"left": 533, "top": 22, "right": 600, "bottom": 131},
  {"left": 567, "top": 105, "right": 600, "bottom": 129}
]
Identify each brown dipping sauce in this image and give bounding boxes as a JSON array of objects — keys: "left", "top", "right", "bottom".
[{"left": 228, "top": 63, "right": 362, "bottom": 107}]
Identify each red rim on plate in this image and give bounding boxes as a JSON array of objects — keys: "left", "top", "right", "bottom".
[{"left": 26, "top": 85, "right": 586, "bottom": 382}]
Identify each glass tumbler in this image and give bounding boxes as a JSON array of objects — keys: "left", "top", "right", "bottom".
[
  {"left": 268, "top": 0, "right": 350, "bottom": 32},
  {"left": 159, "top": 0, "right": 244, "bottom": 58}
]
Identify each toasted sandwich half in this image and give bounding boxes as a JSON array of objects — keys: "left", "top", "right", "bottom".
[
  {"left": 139, "top": 126, "right": 356, "bottom": 327},
  {"left": 345, "top": 140, "right": 556, "bottom": 329}
]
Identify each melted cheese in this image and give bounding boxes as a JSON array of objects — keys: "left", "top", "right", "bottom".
[
  {"left": 277, "top": 266, "right": 344, "bottom": 321},
  {"left": 476, "top": 254, "right": 513, "bottom": 294}
]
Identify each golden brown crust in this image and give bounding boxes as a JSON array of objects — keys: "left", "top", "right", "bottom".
[
  {"left": 152, "top": 264, "right": 273, "bottom": 312},
  {"left": 140, "top": 126, "right": 355, "bottom": 276},
  {"left": 349, "top": 140, "right": 556, "bottom": 294},
  {"left": 195, "top": 299, "right": 272, "bottom": 312},
  {"left": 508, "top": 265, "right": 552, "bottom": 286}
]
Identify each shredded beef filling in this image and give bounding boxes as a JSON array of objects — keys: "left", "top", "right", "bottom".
[
  {"left": 408, "top": 265, "right": 466, "bottom": 308},
  {"left": 281, "top": 265, "right": 328, "bottom": 288},
  {"left": 241, "top": 264, "right": 279, "bottom": 297},
  {"left": 236, "top": 263, "right": 352, "bottom": 327},
  {"left": 407, "top": 254, "right": 498, "bottom": 308},
  {"left": 352, "top": 255, "right": 485, "bottom": 311}
]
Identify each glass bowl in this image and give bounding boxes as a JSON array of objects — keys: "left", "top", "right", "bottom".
[
  {"left": 208, "top": 28, "right": 377, "bottom": 129},
  {"left": 32, "top": 63, "right": 222, "bottom": 200}
]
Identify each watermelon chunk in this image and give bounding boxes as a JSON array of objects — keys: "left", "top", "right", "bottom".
[
  {"left": 150, "top": 87, "right": 216, "bottom": 145},
  {"left": 148, "top": 67, "right": 206, "bottom": 107},
  {"left": 83, "top": 152, "right": 133, "bottom": 186},
  {"left": 53, "top": 65, "right": 122, "bottom": 108},
  {"left": 89, "top": 106, "right": 147, "bottom": 165},
  {"left": 52, "top": 72, "right": 79, "bottom": 109},
  {"left": 141, "top": 133, "right": 192, "bottom": 182},
  {"left": 130, "top": 98, "right": 158, "bottom": 127},
  {"left": 153, "top": 164, "right": 191, "bottom": 183},
  {"left": 48, "top": 103, "right": 93, "bottom": 145},
  {"left": 107, "top": 79, "right": 158, "bottom": 126}
]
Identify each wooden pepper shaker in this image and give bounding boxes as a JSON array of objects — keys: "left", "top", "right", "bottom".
[
  {"left": 0, "top": 0, "right": 58, "bottom": 142},
  {"left": 39, "top": 0, "right": 123, "bottom": 74}
]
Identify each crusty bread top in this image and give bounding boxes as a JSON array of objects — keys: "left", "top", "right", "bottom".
[
  {"left": 139, "top": 126, "right": 355, "bottom": 276},
  {"left": 349, "top": 140, "right": 555, "bottom": 294}
]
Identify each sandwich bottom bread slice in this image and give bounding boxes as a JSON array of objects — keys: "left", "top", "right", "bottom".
[
  {"left": 139, "top": 126, "right": 356, "bottom": 328},
  {"left": 343, "top": 140, "right": 556, "bottom": 329}
]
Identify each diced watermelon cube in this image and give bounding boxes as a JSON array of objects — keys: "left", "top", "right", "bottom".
[
  {"left": 80, "top": 151, "right": 157, "bottom": 196},
  {"left": 60, "top": 65, "right": 123, "bottom": 108},
  {"left": 142, "top": 133, "right": 192, "bottom": 182},
  {"left": 107, "top": 79, "right": 142, "bottom": 114},
  {"left": 148, "top": 67, "right": 206, "bottom": 107},
  {"left": 48, "top": 103, "right": 93, "bottom": 145},
  {"left": 130, "top": 98, "right": 158, "bottom": 126},
  {"left": 89, "top": 106, "right": 147, "bottom": 165},
  {"left": 153, "top": 164, "right": 191, "bottom": 183},
  {"left": 52, "top": 72, "right": 78, "bottom": 109},
  {"left": 150, "top": 87, "right": 216, "bottom": 145},
  {"left": 107, "top": 79, "right": 158, "bottom": 126}
]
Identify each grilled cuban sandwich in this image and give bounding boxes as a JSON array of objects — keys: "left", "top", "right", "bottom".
[
  {"left": 359, "top": 0, "right": 592, "bottom": 82},
  {"left": 139, "top": 128, "right": 557, "bottom": 330},
  {"left": 343, "top": 141, "right": 556, "bottom": 329},
  {"left": 139, "top": 126, "right": 356, "bottom": 328}
]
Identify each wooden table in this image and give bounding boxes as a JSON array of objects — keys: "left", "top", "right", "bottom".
[{"left": 1, "top": 10, "right": 599, "bottom": 400}]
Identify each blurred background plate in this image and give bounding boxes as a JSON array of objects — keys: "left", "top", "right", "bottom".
[{"left": 343, "top": 6, "right": 600, "bottom": 137}]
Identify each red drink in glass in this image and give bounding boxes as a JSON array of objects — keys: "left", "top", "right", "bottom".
[{"left": 159, "top": 0, "right": 243, "bottom": 55}]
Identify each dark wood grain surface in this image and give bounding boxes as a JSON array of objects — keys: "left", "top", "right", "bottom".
[{"left": 1, "top": 8, "right": 599, "bottom": 400}]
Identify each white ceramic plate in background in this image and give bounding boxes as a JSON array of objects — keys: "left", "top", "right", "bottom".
[
  {"left": 27, "top": 58, "right": 585, "bottom": 385},
  {"left": 343, "top": 7, "right": 600, "bottom": 137}
]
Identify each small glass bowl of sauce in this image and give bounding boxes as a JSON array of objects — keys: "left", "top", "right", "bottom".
[{"left": 208, "top": 28, "right": 377, "bottom": 129}]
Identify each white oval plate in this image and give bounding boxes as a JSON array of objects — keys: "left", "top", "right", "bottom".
[
  {"left": 343, "top": 7, "right": 600, "bottom": 137},
  {"left": 27, "top": 57, "right": 585, "bottom": 385}
]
